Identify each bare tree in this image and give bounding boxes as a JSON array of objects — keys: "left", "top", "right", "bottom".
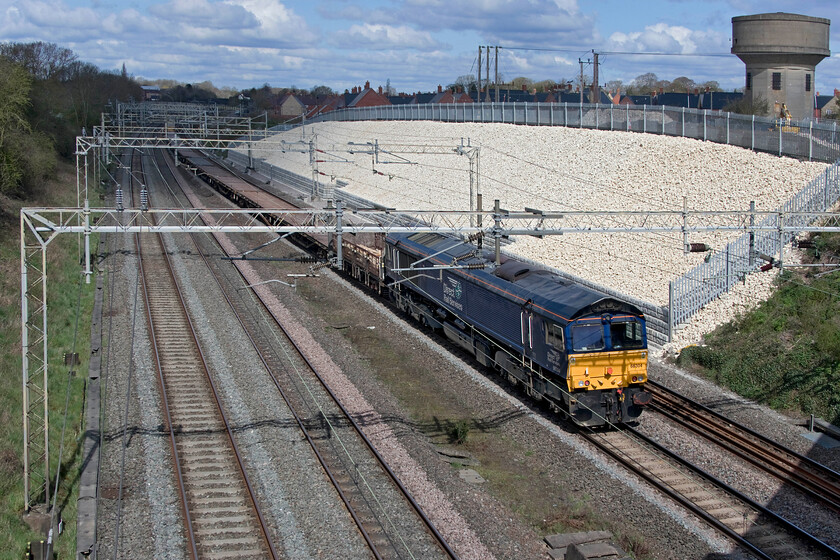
[
  {"left": 0, "top": 41, "right": 77, "bottom": 80},
  {"left": 628, "top": 72, "right": 659, "bottom": 95}
]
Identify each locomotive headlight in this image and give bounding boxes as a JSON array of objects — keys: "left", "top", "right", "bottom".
[
  {"left": 584, "top": 380, "right": 590, "bottom": 386},
  {"left": 578, "top": 381, "right": 584, "bottom": 387},
  {"left": 570, "top": 357, "right": 576, "bottom": 365},
  {"left": 641, "top": 352, "right": 647, "bottom": 359}
]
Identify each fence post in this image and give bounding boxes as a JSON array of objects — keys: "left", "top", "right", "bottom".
[
  {"left": 550, "top": 103, "right": 553, "bottom": 126},
  {"left": 725, "top": 245, "right": 731, "bottom": 292},
  {"left": 579, "top": 103, "right": 583, "bottom": 128},
  {"left": 777, "top": 212, "right": 784, "bottom": 274},
  {"left": 626, "top": 103, "right": 629, "bottom": 131},
  {"left": 779, "top": 122, "right": 782, "bottom": 156},
  {"left": 826, "top": 166, "right": 831, "bottom": 210},
  {"left": 749, "top": 201, "right": 756, "bottom": 267},
  {"left": 751, "top": 114, "right": 755, "bottom": 150},
  {"left": 565, "top": 102, "right": 568, "bottom": 126},
  {"left": 703, "top": 110, "right": 707, "bottom": 141},
  {"left": 668, "top": 281, "right": 674, "bottom": 343},
  {"left": 610, "top": 103, "right": 613, "bottom": 130},
  {"left": 643, "top": 104, "right": 646, "bottom": 132},
  {"left": 596, "top": 103, "right": 599, "bottom": 129},
  {"left": 682, "top": 107, "right": 685, "bottom": 137},
  {"left": 726, "top": 112, "right": 730, "bottom": 144},
  {"left": 809, "top": 121, "right": 813, "bottom": 161},
  {"left": 661, "top": 104, "right": 665, "bottom": 135}
]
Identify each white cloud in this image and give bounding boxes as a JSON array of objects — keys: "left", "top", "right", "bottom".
[
  {"left": 607, "top": 23, "right": 727, "bottom": 55},
  {"left": 334, "top": 23, "right": 447, "bottom": 50},
  {"left": 396, "top": 0, "right": 599, "bottom": 46},
  {"left": 150, "top": 0, "right": 258, "bottom": 29}
]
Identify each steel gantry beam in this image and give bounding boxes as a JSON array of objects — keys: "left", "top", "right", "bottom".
[{"left": 21, "top": 206, "right": 840, "bottom": 238}]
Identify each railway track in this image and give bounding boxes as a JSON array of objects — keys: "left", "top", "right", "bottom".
[
  {"left": 584, "top": 425, "right": 839, "bottom": 560},
  {"left": 647, "top": 381, "right": 840, "bottom": 514},
  {"left": 155, "top": 149, "right": 459, "bottom": 560},
  {"left": 132, "top": 150, "right": 278, "bottom": 560}
]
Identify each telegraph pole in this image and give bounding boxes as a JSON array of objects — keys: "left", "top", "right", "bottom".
[
  {"left": 494, "top": 46, "right": 500, "bottom": 102},
  {"left": 485, "top": 45, "right": 491, "bottom": 100},
  {"left": 579, "top": 58, "right": 586, "bottom": 104},
  {"left": 592, "top": 51, "right": 600, "bottom": 103},
  {"left": 477, "top": 46, "right": 482, "bottom": 99}
]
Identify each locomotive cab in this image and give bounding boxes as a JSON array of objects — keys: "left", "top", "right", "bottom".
[{"left": 564, "top": 314, "right": 650, "bottom": 426}]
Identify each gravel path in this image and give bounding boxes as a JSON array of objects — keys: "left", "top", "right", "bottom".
[{"left": 253, "top": 121, "right": 827, "bottom": 352}]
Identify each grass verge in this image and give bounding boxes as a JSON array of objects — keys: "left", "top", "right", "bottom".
[{"left": 0, "top": 161, "right": 96, "bottom": 559}]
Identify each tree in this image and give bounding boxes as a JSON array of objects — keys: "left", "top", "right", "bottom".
[
  {"left": 723, "top": 94, "right": 770, "bottom": 116},
  {"left": 510, "top": 76, "right": 534, "bottom": 90},
  {"left": 310, "top": 85, "right": 334, "bottom": 97},
  {"left": 699, "top": 80, "right": 722, "bottom": 92},
  {"left": 604, "top": 79, "right": 624, "bottom": 94},
  {"left": 670, "top": 76, "right": 696, "bottom": 93},
  {"left": 532, "top": 79, "right": 558, "bottom": 92},
  {"left": 0, "top": 41, "right": 77, "bottom": 80},
  {"left": 453, "top": 74, "right": 476, "bottom": 92},
  {"left": 0, "top": 55, "right": 55, "bottom": 196},
  {"left": 628, "top": 72, "right": 659, "bottom": 95}
]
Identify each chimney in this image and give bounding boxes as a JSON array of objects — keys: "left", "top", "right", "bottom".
[
  {"left": 438, "top": 84, "right": 442, "bottom": 93},
  {"left": 834, "top": 88, "right": 839, "bottom": 97},
  {"left": 364, "top": 80, "right": 370, "bottom": 89},
  {"left": 378, "top": 86, "right": 382, "bottom": 94}
]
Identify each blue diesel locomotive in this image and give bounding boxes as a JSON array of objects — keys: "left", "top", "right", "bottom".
[{"left": 384, "top": 231, "right": 651, "bottom": 427}]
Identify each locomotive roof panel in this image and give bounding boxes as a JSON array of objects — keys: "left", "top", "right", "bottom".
[{"left": 390, "top": 231, "right": 642, "bottom": 323}]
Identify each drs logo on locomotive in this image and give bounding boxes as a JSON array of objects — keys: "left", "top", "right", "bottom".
[{"left": 443, "top": 277, "right": 464, "bottom": 311}]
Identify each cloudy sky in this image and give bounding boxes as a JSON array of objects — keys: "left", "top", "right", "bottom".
[{"left": 1, "top": 0, "right": 838, "bottom": 95}]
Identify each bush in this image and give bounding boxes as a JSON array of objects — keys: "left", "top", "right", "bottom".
[{"left": 450, "top": 419, "right": 471, "bottom": 445}]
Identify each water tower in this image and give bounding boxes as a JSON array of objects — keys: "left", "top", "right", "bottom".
[{"left": 731, "top": 13, "right": 830, "bottom": 120}]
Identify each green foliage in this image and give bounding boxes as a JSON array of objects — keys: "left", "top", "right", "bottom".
[
  {"left": 679, "top": 238, "right": 840, "bottom": 424},
  {"left": 450, "top": 419, "right": 471, "bottom": 445},
  {"left": 0, "top": 41, "right": 143, "bottom": 195},
  {"left": 723, "top": 94, "right": 770, "bottom": 116}
]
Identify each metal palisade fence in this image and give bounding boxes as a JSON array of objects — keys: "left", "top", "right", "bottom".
[
  {"left": 249, "top": 103, "right": 839, "bottom": 345},
  {"left": 307, "top": 102, "right": 840, "bottom": 163},
  {"left": 669, "top": 161, "right": 840, "bottom": 340}
]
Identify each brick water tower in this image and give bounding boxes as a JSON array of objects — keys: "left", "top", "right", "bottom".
[{"left": 732, "top": 12, "right": 830, "bottom": 120}]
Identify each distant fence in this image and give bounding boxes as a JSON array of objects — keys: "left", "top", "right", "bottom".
[
  {"left": 308, "top": 102, "right": 840, "bottom": 163},
  {"left": 233, "top": 107, "right": 840, "bottom": 346}
]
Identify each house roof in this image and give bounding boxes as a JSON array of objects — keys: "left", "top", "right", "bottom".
[
  {"left": 699, "top": 91, "right": 742, "bottom": 111},
  {"left": 628, "top": 95, "right": 653, "bottom": 105},
  {"left": 816, "top": 95, "right": 838, "bottom": 110},
  {"left": 653, "top": 92, "right": 700, "bottom": 108},
  {"left": 412, "top": 93, "right": 437, "bottom": 104}
]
